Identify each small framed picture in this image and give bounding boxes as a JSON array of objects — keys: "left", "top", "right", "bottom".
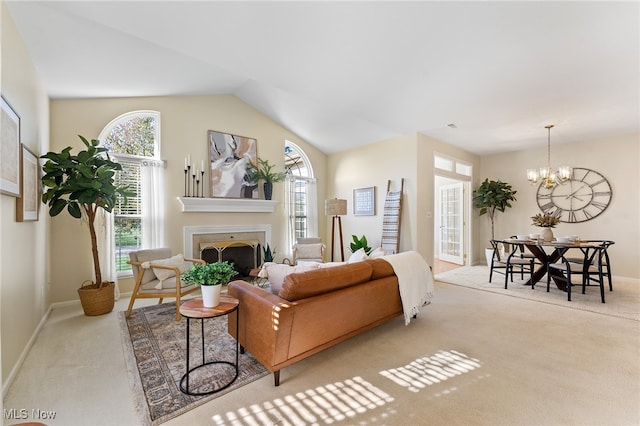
[
  {"left": 353, "top": 186, "right": 376, "bottom": 216},
  {"left": 1, "top": 95, "right": 21, "bottom": 197},
  {"left": 16, "top": 144, "right": 40, "bottom": 222}
]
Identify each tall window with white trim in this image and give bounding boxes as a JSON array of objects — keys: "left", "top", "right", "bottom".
[
  {"left": 99, "top": 111, "right": 163, "bottom": 274},
  {"left": 284, "top": 142, "right": 317, "bottom": 254}
]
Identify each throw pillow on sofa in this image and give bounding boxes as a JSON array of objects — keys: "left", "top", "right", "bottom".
[
  {"left": 368, "top": 247, "right": 385, "bottom": 258},
  {"left": 348, "top": 248, "right": 368, "bottom": 263},
  {"left": 261, "top": 262, "right": 320, "bottom": 294}
]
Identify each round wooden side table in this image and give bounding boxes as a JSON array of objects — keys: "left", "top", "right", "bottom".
[{"left": 178, "top": 295, "right": 239, "bottom": 396}]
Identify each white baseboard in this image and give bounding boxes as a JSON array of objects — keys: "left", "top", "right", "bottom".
[
  {"left": 2, "top": 304, "right": 54, "bottom": 398},
  {"left": 1, "top": 294, "right": 134, "bottom": 398}
]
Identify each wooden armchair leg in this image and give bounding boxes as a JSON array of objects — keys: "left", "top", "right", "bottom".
[
  {"left": 274, "top": 370, "right": 280, "bottom": 387},
  {"left": 126, "top": 280, "right": 144, "bottom": 318},
  {"left": 175, "top": 293, "right": 181, "bottom": 321},
  {"left": 125, "top": 297, "right": 136, "bottom": 318}
]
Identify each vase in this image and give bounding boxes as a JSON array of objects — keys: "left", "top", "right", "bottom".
[
  {"left": 541, "top": 227, "right": 554, "bottom": 242},
  {"left": 263, "top": 182, "right": 273, "bottom": 200},
  {"left": 200, "top": 285, "right": 221, "bottom": 308}
]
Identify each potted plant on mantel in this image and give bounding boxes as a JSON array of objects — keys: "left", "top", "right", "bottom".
[
  {"left": 247, "top": 157, "right": 286, "bottom": 200},
  {"left": 472, "top": 178, "right": 518, "bottom": 265},
  {"left": 182, "top": 261, "right": 238, "bottom": 307},
  {"left": 41, "top": 135, "right": 133, "bottom": 316}
]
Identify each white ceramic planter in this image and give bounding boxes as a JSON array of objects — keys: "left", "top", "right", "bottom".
[
  {"left": 541, "top": 227, "right": 554, "bottom": 242},
  {"left": 485, "top": 248, "right": 494, "bottom": 266},
  {"left": 200, "top": 284, "right": 221, "bottom": 308}
]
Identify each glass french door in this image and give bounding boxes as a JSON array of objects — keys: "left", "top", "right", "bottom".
[{"left": 439, "top": 182, "right": 464, "bottom": 265}]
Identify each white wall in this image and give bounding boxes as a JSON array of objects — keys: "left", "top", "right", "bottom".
[{"left": 1, "top": 1, "right": 50, "bottom": 387}]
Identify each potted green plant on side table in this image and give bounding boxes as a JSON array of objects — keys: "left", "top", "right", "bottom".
[
  {"left": 41, "top": 135, "right": 133, "bottom": 316},
  {"left": 182, "top": 261, "right": 238, "bottom": 307},
  {"left": 472, "top": 178, "right": 518, "bottom": 266}
]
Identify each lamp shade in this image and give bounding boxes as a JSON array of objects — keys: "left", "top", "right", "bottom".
[{"left": 325, "top": 198, "right": 347, "bottom": 216}]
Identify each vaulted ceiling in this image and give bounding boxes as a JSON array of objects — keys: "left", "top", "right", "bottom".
[{"left": 5, "top": 1, "right": 639, "bottom": 155}]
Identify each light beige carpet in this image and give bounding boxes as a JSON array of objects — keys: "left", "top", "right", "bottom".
[
  {"left": 163, "top": 280, "right": 640, "bottom": 426},
  {"left": 435, "top": 266, "right": 640, "bottom": 321}
]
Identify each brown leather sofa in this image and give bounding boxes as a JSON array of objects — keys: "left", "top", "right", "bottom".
[{"left": 227, "top": 258, "right": 402, "bottom": 386}]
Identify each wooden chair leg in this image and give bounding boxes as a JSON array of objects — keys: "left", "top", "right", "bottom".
[
  {"left": 125, "top": 278, "right": 144, "bottom": 318},
  {"left": 175, "top": 291, "right": 181, "bottom": 321},
  {"left": 274, "top": 370, "right": 280, "bottom": 386}
]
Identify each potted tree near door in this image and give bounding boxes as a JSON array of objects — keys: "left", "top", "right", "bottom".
[
  {"left": 41, "top": 135, "right": 133, "bottom": 316},
  {"left": 472, "top": 178, "right": 518, "bottom": 266}
]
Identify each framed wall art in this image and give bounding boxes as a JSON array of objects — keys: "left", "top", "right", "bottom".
[
  {"left": 208, "top": 130, "right": 258, "bottom": 199},
  {"left": 16, "top": 144, "right": 40, "bottom": 222},
  {"left": 353, "top": 186, "right": 376, "bottom": 216},
  {"left": 1, "top": 95, "right": 21, "bottom": 197}
]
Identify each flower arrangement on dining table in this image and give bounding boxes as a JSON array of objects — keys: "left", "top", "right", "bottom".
[{"left": 531, "top": 211, "right": 561, "bottom": 228}]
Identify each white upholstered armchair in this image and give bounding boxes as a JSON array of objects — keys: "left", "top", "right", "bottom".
[
  {"left": 291, "top": 237, "right": 326, "bottom": 265},
  {"left": 126, "top": 248, "right": 205, "bottom": 320}
]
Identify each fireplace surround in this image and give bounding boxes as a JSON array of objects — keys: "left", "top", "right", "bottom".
[{"left": 183, "top": 225, "right": 272, "bottom": 276}]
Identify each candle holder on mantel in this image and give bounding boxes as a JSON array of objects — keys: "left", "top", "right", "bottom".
[
  {"left": 200, "top": 170, "right": 205, "bottom": 197},
  {"left": 184, "top": 166, "right": 190, "bottom": 197}
]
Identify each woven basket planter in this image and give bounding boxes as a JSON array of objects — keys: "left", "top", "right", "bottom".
[{"left": 78, "top": 281, "right": 115, "bottom": 316}]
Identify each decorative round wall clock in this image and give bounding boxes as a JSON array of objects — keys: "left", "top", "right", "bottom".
[{"left": 535, "top": 167, "right": 612, "bottom": 223}]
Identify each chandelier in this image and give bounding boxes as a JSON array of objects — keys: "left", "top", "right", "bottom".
[{"left": 526, "top": 124, "right": 572, "bottom": 189}]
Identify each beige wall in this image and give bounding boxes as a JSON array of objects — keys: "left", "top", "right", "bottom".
[
  {"left": 49, "top": 95, "right": 327, "bottom": 301},
  {"left": 477, "top": 133, "right": 639, "bottom": 278},
  {"left": 2, "top": 0, "right": 638, "bottom": 394},
  {"left": 327, "top": 133, "right": 421, "bottom": 259},
  {"left": 1, "top": 1, "right": 50, "bottom": 386},
  {"left": 326, "top": 131, "right": 482, "bottom": 266}
]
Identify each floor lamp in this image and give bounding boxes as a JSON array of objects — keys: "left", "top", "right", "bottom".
[{"left": 325, "top": 198, "right": 347, "bottom": 262}]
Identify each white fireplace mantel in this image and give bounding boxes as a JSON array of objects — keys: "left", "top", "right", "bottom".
[{"left": 177, "top": 197, "right": 278, "bottom": 213}]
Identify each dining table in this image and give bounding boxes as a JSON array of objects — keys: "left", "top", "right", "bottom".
[{"left": 500, "top": 238, "right": 608, "bottom": 291}]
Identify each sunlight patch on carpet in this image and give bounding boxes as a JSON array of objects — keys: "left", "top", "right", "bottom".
[
  {"left": 380, "top": 350, "right": 482, "bottom": 393},
  {"left": 211, "top": 376, "right": 393, "bottom": 425}
]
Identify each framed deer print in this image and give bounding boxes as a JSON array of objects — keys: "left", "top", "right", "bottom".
[{"left": 208, "top": 130, "right": 258, "bottom": 199}]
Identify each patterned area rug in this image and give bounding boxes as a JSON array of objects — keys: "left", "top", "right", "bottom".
[
  {"left": 435, "top": 266, "right": 640, "bottom": 321},
  {"left": 119, "top": 302, "right": 269, "bottom": 425}
]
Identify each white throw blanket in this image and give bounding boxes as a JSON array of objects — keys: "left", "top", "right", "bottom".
[{"left": 382, "top": 251, "right": 434, "bottom": 325}]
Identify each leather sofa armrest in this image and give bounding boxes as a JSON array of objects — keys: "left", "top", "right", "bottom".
[{"left": 227, "top": 280, "right": 295, "bottom": 369}]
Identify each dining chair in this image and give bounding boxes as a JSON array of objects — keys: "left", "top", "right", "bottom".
[
  {"left": 489, "top": 240, "right": 535, "bottom": 289},
  {"left": 509, "top": 235, "right": 538, "bottom": 263},
  {"left": 563, "top": 240, "right": 614, "bottom": 292},
  {"left": 546, "top": 241, "right": 613, "bottom": 303}
]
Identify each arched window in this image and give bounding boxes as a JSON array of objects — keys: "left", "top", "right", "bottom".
[
  {"left": 284, "top": 141, "right": 317, "bottom": 255},
  {"left": 99, "top": 111, "right": 163, "bottom": 274}
]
